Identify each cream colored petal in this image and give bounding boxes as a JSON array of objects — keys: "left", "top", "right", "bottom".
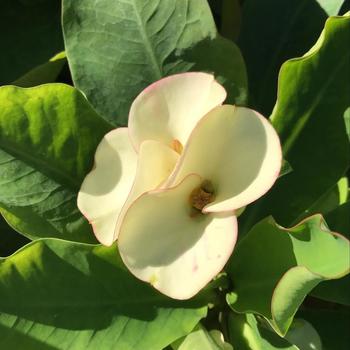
[
  {"left": 114, "top": 140, "right": 179, "bottom": 240},
  {"left": 167, "top": 105, "right": 282, "bottom": 212},
  {"left": 118, "top": 174, "right": 237, "bottom": 300},
  {"left": 77, "top": 128, "right": 137, "bottom": 246},
  {"left": 128, "top": 72, "right": 226, "bottom": 151}
]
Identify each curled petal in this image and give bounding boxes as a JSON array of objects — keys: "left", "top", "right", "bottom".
[
  {"left": 114, "top": 140, "right": 179, "bottom": 239},
  {"left": 118, "top": 174, "right": 237, "bottom": 300},
  {"left": 128, "top": 72, "right": 226, "bottom": 151},
  {"left": 77, "top": 128, "right": 137, "bottom": 246},
  {"left": 167, "top": 105, "right": 282, "bottom": 212}
]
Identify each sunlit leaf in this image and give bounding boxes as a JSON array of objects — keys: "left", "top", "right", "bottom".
[
  {"left": 227, "top": 313, "right": 298, "bottom": 350},
  {"left": 238, "top": 0, "right": 345, "bottom": 115},
  {"left": 240, "top": 15, "right": 350, "bottom": 233},
  {"left": 0, "top": 239, "right": 207, "bottom": 349},
  {"left": 0, "top": 84, "right": 112, "bottom": 242},
  {"left": 172, "top": 324, "right": 232, "bottom": 350},
  {"left": 226, "top": 215, "right": 350, "bottom": 335},
  {"left": 310, "top": 200, "right": 350, "bottom": 305}
]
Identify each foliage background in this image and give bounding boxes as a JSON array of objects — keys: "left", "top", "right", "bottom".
[{"left": 0, "top": 0, "right": 349, "bottom": 349}]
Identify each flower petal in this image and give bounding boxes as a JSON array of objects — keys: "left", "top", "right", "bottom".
[
  {"left": 114, "top": 140, "right": 179, "bottom": 239},
  {"left": 128, "top": 72, "right": 227, "bottom": 151},
  {"left": 167, "top": 105, "right": 282, "bottom": 212},
  {"left": 118, "top": 174, "right": 237, "bottom": 300},
  {"left": 77, "top": 128, "right": 137, "bottom": 246}
]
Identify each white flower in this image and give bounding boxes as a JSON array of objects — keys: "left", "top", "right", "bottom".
[{"left": 78, "top": 72, "right": 282, "bottom": 299}]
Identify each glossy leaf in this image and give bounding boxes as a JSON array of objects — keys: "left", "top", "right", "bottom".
[
  {"left": 284, "top": 319, "right": 322, "bottom": 350},
  {"left": 0, "top": 239, "right": 207, "bottom": 350},
  {"left": 305, "top": 177, "right": 349, "bottom": 218},
  {"left": 227, "top": 313, "right": 298, "bottom": 350},
  {"left": 63, "top": 0, "right": 247, "bottom": 125},
  {"left": 0, "top": 84, "right": 112, "bottom": 242},
  {"left": 310, "top": 200, "right": 350, "bottom": 305},
  {"left": 318, "top": 0, "right": 346, "bottom": 14},
  {"left": 240, "top": 15, "right": 350, "bottom": 232},
  {"left": 0, "top": 0, "right": 63, "bottom": 85},
  {"left": 238, "top": 0, "right": 344, "bottom": 115},
  {"left": 344, "top": 107, "right": 350, "bottom": 141},
  {"left": 172, "top": 324, "right": 232, "bottom": 350},
  {"left": 226, "top": 215, "right": 350, "bottom": 336}
]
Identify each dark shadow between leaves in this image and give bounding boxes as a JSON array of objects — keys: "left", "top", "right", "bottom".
[
  {"left": 238, "top": 0, "right": 329, "bottom": 116},
  {"left": 0, "top": 214, "right": 30, "bottom": 256}
]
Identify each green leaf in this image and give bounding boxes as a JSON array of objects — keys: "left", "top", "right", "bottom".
[
  {"left": 344, "top": 107, "right": 350, "bottom": 142},
  {"left": 298, "top": 308, "right": 350, "bottom": 350},
  {"left": 172, "top": 324, "right": 232, "bottom": 350},
  {"left": 0, "top": 0, "right": 63, "bottom": 85},
  {"left": 227, "top": 313, "right": 298, "bottom": 350},
  {"left": 12, "top": 52, "right": 67, "bottom": 88},
  {"left": 177, "top": 35, "right": 247, "bottom": 106},
  {"left": 0, "top": 239, "right": 207, "bottom": 350},
  {"left": 226, "top": 215, "right": 350, "bottom": 336},
  {"left": 0, "top": 84, "right": 112, "bottom": 242},
  {"left": 310, "top": 200, "right": 350, "bottom": 305},
  {"left": 240, "top": 15, "right": 350, "bottom": 232},
  {"left": 63, "top": 0, "right": 247, "bottom": 125},
  {"left": 238, "top": 0, "right": 344, "bottom": 115},
  {"left": 284, "top": 318, "right": 322, "bottom": 350},
  {"left": 303, "top": 177, "right": 349, "bottom": 218},
  {"left": 317, "top": 0, "right": 346, "bottom": 14}
]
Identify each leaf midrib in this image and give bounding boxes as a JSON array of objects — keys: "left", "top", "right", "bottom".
[
  {"left": 0, "top": 140, "right": 79, "bottom": 191},
  {"left": 131, "top": 0, "right": 162, "bottom": 80}
]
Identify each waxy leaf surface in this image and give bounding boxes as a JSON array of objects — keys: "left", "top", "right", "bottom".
[
  {"left": 227, "top": 313, "right": 298, "bottom": 350},
  {"left": 0, "top": 239, "right": 207, "bottom": 350},
  {"left": 238, "top": 0, "right": 345, "bottom": 115},
  {"left": 226, "top": 215, "right": 350, "bottom": 336},
  {"left": 240, "top": 15, "right": 350, "bottom": 232},
  {"left": 310, "top": 200, "right": 350, "bottom": 305},
  {"left": 0, "top": 84, "right": 112, "bottom": 242},
  {"left": 63, "top": 0, "right": 247, "bottom": 125}
]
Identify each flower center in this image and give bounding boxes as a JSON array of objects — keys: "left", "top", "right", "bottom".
[
  {"left": 171, "top": 139, "right": 183, "bottom": 154},
  {"left": 189, "top": 180, "right": 215, "bottom": 212}
]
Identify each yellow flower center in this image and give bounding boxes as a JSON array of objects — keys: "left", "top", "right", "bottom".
[{"left": 171, "top": 139, "right": 183, "bottom": 154}]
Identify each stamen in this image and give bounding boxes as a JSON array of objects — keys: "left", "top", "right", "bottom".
[
  {"left": 171, "top": 139, "right": 183, "bottom": 154},
  {"left": 189, "top": 180, "right": 215, "bottom": 212}
]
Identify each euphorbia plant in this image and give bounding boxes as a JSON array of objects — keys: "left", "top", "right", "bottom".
[{"left": 0, "top": 1, "right": 349, "bottom": 349}]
